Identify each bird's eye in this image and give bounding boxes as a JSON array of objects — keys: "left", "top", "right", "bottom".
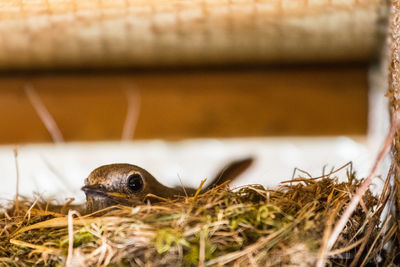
[{"left": 127, "top": 174, "right": 144, "bottom": 192}]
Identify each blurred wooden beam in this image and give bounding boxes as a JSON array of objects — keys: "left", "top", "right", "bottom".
[
  {"left": 0, "top": 66, "right": 368, "bottom": 143},
  {"left": 0, "top": 1, "right": 385, "bottom": 70}
]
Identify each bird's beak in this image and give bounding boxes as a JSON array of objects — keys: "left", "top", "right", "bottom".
[
  {"left": 81, "top": 185, "right": 129, "bottom": 198},
  {"left": 82, "top": 184, "right": 133, "bottom": 208},
  {"left": 81, "top": 184, "right": 108, "bottom": 196},
  {"left": 82, "top": 184, "right": 130, "bottom": 213}
]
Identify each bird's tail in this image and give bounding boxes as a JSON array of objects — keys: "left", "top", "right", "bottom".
[{"left": 203, "top": 157, "right": 254, "bottom": 191}]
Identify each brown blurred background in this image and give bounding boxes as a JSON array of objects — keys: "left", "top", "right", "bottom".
[{"left": 0, "top": 66, "right": 368, "bottom": 143}]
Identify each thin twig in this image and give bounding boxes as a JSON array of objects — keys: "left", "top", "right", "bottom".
[
  {"left": 177, "top": 173, "right": 188, "bottom": 198},
  {"left": 25, "top": 83, "right": 64, "bottom": 143},
  {"left": 316, "top": 114, "right": 400, "bottom": 267},
  {"left": 121, "top": 87, "right": 141, "bottom": 140},
  {"left": 283, "top": 162, "right": 353, "bottom": 184},
  {"left": 360, "top": 215, "right": 393, "bottom": 266},
  {"left": 10, "top": 239, "right": 61, "bottom": 254},
  {"left": 199, "top": 229, "right": 205, "bottom": 267},
  {"left": 66, "top": 210, "right": 79, "bottom": 267},
  {"left": 349, "top": 217, "right": 376, "bottom": 267},
  {"left": 13, "top": 148, "right": 20, "bottom": 215}
]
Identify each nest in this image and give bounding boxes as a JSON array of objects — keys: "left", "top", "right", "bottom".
[{"left": 0, "top": 165, "right": 397, "bottom": 266}]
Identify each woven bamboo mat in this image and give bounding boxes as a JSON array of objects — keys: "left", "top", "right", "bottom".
[{"left": 0, "top": 0, "right": 387, "bottom": 69}]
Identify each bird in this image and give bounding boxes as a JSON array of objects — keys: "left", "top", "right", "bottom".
[{"left": 81, "top": 157, "right": 253, "bottom": 213}]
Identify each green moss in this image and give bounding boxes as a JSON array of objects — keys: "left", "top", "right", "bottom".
[
  {"left": 59, "top": 227, "right": 97, "bottom": 250},
  {"left": 155, "top": 228, "right": 190, "bottom": 254},
  {"left": 184, "top": 226, "right": 216, "bottom": 265}
]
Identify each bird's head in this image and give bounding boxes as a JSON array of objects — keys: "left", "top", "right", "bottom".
[{"left": 82, "top": 164, "right": 175, "bottom": 212}]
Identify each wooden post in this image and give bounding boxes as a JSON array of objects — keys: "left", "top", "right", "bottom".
[{"left": 388, "top": 0, "right": 400, "bottom": 246}]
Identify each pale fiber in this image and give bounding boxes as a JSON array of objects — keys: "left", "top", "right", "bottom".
[{"left": 0, "top": 0, "right": 387, "bottom": 69}]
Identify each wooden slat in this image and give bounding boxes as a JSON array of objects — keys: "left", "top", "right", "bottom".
[{"left": 0, "top": 66, "right": 368, "bottom": 143}]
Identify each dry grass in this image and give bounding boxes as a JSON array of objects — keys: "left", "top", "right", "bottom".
[{"left": 0, "top": 166, "right": 398, "bottom": 266}]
